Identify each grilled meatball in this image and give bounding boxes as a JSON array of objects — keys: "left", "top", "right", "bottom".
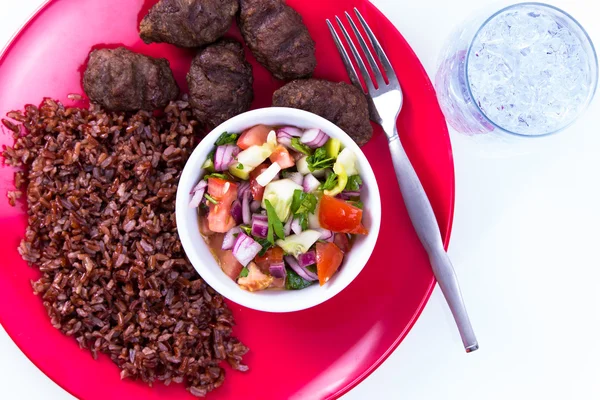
[
  {"left": 238, "top": 0, "right": 316, "bottom": 80},
  {"left": 83, "top": 47, "right": 179, "bottom": 111},
  {"left": 187, "top": 40, "right": 254, "bottom": 129},
  {"left": 139, "top": 0, "right": 238, "bottom": 48},
  {"left": 272, "top": 79, "right": 373, "bottom": 146}
]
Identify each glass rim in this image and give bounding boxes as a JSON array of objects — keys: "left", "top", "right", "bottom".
[{"left": 464, "top": 2, "right": 599, "bottom": 138}]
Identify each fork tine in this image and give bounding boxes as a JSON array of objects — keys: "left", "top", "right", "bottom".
[
  {"left": 344, "top": 12, "right": 386, "bottom": 89},
  {"left": 334, "top": 16, "right": 376, "bottom": 93},
  {"left": 326, "top": 19, "right": 364, "bottom": 92},
  {"left": 354, "top": 8, "right": 398, "bottom": 84}
]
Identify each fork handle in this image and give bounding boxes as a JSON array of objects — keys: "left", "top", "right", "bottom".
[{"left": 387, "top": 130, "right": 479, "bottom": 353}]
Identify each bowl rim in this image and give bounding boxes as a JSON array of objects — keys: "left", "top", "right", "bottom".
[{"left": 175, "top": 107, "right": 382, "bottom": 313}]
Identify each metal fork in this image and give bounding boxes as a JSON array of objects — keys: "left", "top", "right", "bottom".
[{"left": 327, "top": 9, "right": 478, "bottom": 353}]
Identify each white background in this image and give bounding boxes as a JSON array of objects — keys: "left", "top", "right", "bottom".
[{"left": 1, "top": 0, "right": 599, "bottom": 399}]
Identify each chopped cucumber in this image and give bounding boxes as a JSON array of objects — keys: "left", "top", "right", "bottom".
[
  {"left": 229, "top": 162, "right": 252, "bottom": 180},
  {"left": 237, "top": 144, "right": 273, "bottom": 168},
  {"left": 276, "top": 230, "right": 321, "bottom": 257},
  {"left": 296, "top": 156, "right": 311, "bottom": 175},
  {"left": 202, "top": 157, "right": 215, "bottom": 173},
  {"left": 336, "top": 148, "right": 359, "bottom": 176},
  {"left": 262, "top": 179, "right": 303, "bottom": 222}
]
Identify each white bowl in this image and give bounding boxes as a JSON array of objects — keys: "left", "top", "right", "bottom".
[{"left": 176, "top": 107, "right": 381, "bottom": 312}]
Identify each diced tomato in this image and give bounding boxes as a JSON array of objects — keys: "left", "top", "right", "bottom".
[
  {"left": 333, "top": 233, "right": 351, "bottom": 253},
  {"left": 219, "top": 250, "right": 244, "bottom": 280},
  {"left": 207, "top": 178, "right": 238, "bottom": 233},
  {"left": 254, "top": 247, "right": 284, "bottom": 273},
  {"left": 249, "top": 164, "right": 269, "bottom": 201},
  {"left": 208, "top": 203, "right": 236, "bottom": 233},
  {"left": 269, "top": 146, "right": 295, "bottom": 169},
  {"left": 238, "top": 262, "right": 273, "bottom": 292},
  {"left": 316, "top": 242, "right": 344, "bottom": 286},
  {"left": 237, "top": 125, "right": 272, "bottom": 150},
  {"left": 207, "top": 177, "right": 238, "bottom": 201},
  {"left": 318, "top": 195, "right": 368, "bottom": 234}
]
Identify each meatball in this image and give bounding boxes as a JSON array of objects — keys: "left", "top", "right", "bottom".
[
  {"left": 238, "top": 0, "right": 316, "bottom": 80},
  {"left": 83, "top": 47, "right": 179, "bottom": 111},
  {"left": 187, "top": 40, "right": 254, "bottom": 129},
  {"left": 139, "top": 0, "right": 238, "bottom": 48},
  {"left": 272, "top": 80, "right": 373, "bottom": 146}
]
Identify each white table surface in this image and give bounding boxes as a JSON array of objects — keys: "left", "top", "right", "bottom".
[{"left": 1, "top": 0, "right": 599, "bottom": 399}]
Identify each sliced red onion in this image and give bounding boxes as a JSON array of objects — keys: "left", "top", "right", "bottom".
[
  {"left": 214, "top": 145, "right": 239, "bottom": 171},
  {"left": 316, "top": 228, "right": 333, "bottom": 241},
  {"left": 222, "top": 227, "right": 241, "bottom": 250},
  {"left": 256, "top": 162, "right": 281, "bottom": 187},
  {"left": 251, "top": 214, "right": 269, "bottom": 238},
  {"left": 300, "top": 128, "right": 329, "bottom": 149},
  {"left": 189, "top": 191, "right": 203, "bottom": 208},
  {"left": 188, "top": 180, "right": 208, "bottom": 208},
  {"left": 291, "top": 217, "right": 303, "bottom": 235},
  {"left": 237, "top": 181, "right": 250, "bottom": 200},
  {"left": 339, "top": 191, "right": 361, "bottom": 200},
  {"left": 190, "top": 179, "right": 207, "bottom": 195},
  {"left": 242, "top": 191, "right": 251, "bottom": 225},
  {"left": 276, "top": 132, "right": 292, "bottom": 148},
  {"left": 233, "top": 233, "right": 262, "bottom": 266},
  {"left": 297, "top": 250, "right": 316, "bottom": 268},
  {"left": 230, "top": 199, "right": 243, "bottom": 224},
  {"left": 283, "top": 216, "right": 293, "bottom": 236},
  {"left": 250, "top": 200, "right": 261, "bottom": 213},
  {"left": 269, "top": 262, "right": 286, "bottom": 279},
  {"left": 277, "top": 126, "right": 303, "bottom": 137},
  {"left": 302, "top": 174, "right": 320, "bottom": 193},
  {"left": 253, "top": 214, "right": 268, "bottom": 222},
  {"left": 285, "top": 256, "right": 318, "bottom": 281},
  {"left": 286, "top": 172, "right": 304, "bottom": 186}
]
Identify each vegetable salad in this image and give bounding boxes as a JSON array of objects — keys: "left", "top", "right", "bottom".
[{"left": 190, "top": 124, "right": 368, "bottom": 291}]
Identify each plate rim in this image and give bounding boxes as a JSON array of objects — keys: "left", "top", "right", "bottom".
[{"left": 0, "top": 0, "right": 455, "bottom": 399}]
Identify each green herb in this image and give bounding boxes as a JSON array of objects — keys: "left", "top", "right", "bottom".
[
  {"left": 285, "top": 267, "right": 314, "bottom": 290},
  {"left": 346, "top": 175, "right": 363, "bottom": 192},
  {"left": 265, "top": 199, "right": 285, "bottom": 244},
  {"left": 296, "top": 212, "right": 308, "bottom": 231},
  {"left": 290, "top": 190, "right": 317, "bottom": 231},
  {"left": 256, "top": 238, "right": 273, "bottom": 256},
  {"left": 290, "top": 138, "right": 313, "bottom": 156},
  {"left": 239, "top": 267, "right": 249, "bottom": 278},
  {"left": 214, "top": 132, "right": 238, "bottom": 146},
  {"left": 236, "top": 163, "right": 244, "bottom": 170},
  {"left": 204, "top": 193, "right": 218, "bottom": 205},
  {"left": 305, "top": 265, "right": 317, "bottom": 274},
  {"left": 306, "top": 147, "right": 335, "bottom": 172},
  {"left": 348, "top": 200, "right": 363, "bottom": 209},
  {"left": 291, "top": 190, "right": 317, "bottom": 215},
  {"left": 204, "top": 172, "right": 229, "bottom": 181},
  {"left": 320, "top": 173, "right": 338, "bottom": 191},
  {"left": 239, "top": 225, "right": 252, "bottom": 235}
]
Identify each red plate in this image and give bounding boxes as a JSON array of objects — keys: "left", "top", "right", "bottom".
[{"left": 0, "top": 0, "right": 454, "bottom": 399}]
